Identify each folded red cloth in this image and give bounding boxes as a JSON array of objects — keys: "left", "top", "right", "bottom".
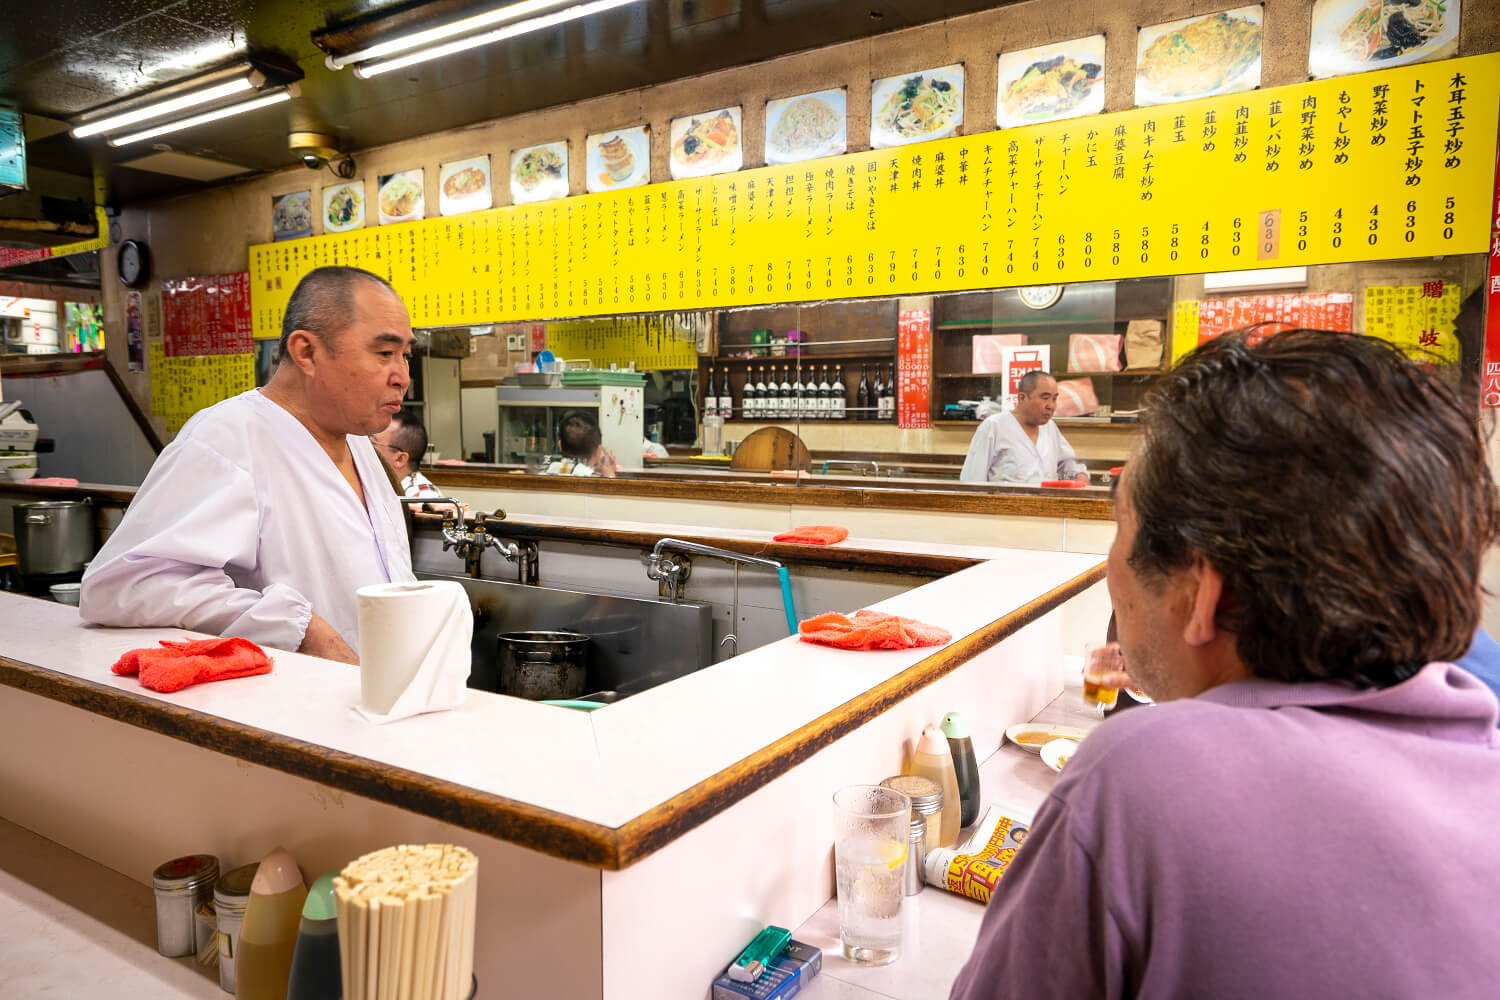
[
  {"left": 1040, "top": 480, "right": 1087, "bottom": 489},
  {"left": 798, "top": 610, "right": 951, "bottom": 651},
  {"left": 111, "top": 637, "right": 273, "bottom": 693},
  {"left": 774, "top": 525, "right": 850, "bottom": 546},
  {"left": 29, "top": 477, "right": 80, "bottom": 486}
]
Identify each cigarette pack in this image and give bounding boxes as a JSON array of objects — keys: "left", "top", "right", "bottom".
[{"left": 711, "top": 940, "right": 823, "bottom": 1000}]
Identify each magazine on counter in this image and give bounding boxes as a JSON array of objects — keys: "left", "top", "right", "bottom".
[{"left": 923, "top": 804, "right": 1034, "bottom": 903}]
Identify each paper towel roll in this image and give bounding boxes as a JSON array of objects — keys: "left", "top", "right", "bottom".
[{"left": 356, "top": 580, "right": 474, "bottom": 723}]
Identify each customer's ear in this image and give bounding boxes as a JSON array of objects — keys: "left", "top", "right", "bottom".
[{"left": 1181, "top": 556, "right": 1224, "bottom": 648}]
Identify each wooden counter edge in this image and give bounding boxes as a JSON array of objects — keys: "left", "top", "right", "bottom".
[
  {"left": 429, "top": 469, "right": 1117, "bottom": 521},
  {"left": 0, "top": 561, "right": 1103, "bottom": 870}
]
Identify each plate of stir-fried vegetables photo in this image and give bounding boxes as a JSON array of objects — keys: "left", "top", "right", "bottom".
[{"left": 871, "top": 64, "right": 965, "bottom": 148}]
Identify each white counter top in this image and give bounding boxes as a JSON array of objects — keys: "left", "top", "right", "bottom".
[{"left": 0, "top": 544, "right": 1101, "bottom": 862}]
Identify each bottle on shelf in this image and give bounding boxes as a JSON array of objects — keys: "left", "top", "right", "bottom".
[
  {"left": 755, "top": 366, "right": 770, "bottom": 420},
  {"left": 718, "top": 370, "right": 734, "bottom": 421},
  {"left": 880, "top": 365, "right": 896, "bottom": 420},
  {"left": 792, "top": 369, "right": 805, "bottom": 421},
  {"left": 778, "top": 365, "right": 793, "bottom": 422},
  {"left": 855, "top": 365, "right": 871, "bottom": 418},
  {"left": 747, "top": 365, "right": 762, "bottom": 419},
  {"left": 832, "top": 365, "right": 847, "bottom": 420},
  {"left": 871, "top": 366, "right": 885, "bottom": 421},
  {"left": 818, "top": 365, "right": 833, "bottom": 420},
  {"left": 705, "top": 366, "right": 717, "bottom": 417}
]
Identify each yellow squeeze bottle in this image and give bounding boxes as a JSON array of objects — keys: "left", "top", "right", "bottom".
[
  {"left": 910, "top": 725, "right": 962, "bottom": 848},
  {"left": 236, "top": 847, "right": 308, "bottom": 1000}
]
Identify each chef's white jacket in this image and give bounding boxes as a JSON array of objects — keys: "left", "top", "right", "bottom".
[
  {"left": 959, "top": 411, "right": 1087, "bottom": 485},
  {"left": 81, "top": 390, "right": 415, "bottom": 653}
]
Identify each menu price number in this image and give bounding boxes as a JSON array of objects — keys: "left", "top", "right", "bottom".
[{"left": 1258, "top": 210, "right": 1280, "bottom": 260}]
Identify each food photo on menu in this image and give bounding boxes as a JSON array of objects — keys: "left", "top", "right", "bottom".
[
  {"left": 585, "top": 126, "right": 649, "bottom": 193},
  {"left": 1309, "top": 0, "right": 1459, "bottom": 78},
  {"left": 870, "top": 64, "right": 964, "bottom": 149},
  {"left": 510, "top": 141, "right": 568, "bottom": 204},
  {"left": 996, "top": 36, "right": 1105, "bottom": 128},
  {"left": 271, "top": 190, "right": 312, "bottom": 241},
  {"left": 1135, "top": 5, "right": 1263, "bottom": 106},
  {"left": 376, "top": 168, "right": 424, "bottom": 225},
  {"left": 438, "top": 155, "right": 492, "bottom": 216},
  {"left": 322, "top": 181, "right": 364, "bottom": 233},
  {"left": 765, "top": 88, "right": 847, "bottom": 165},
  {"left": 669, "top": 107, "right": 743, "bottom": 179}
]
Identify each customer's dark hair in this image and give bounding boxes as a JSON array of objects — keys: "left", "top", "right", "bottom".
[
  {"left": 558, "top": 411, "right": 602, "bottom": 459},
  {"left": 1128, "top": 329, "right": 1498, "bottom": 688},
  {"left": 279, "top": 266, "right": 397, "bottom": 355},
  {"left": 387, "top": 409, "right": 427, "bottom": 465}
]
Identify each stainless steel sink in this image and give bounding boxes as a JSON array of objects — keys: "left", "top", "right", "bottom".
[{"left": 418, "top": 572, "right": 714, "bottom": 702}]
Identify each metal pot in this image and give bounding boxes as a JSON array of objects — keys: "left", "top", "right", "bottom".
[
  {"left": 497, "top": 631, "right": 590, "bottom": 701},
  {"left": 15, "top": 500, "right": 94, "bottom": 577}
]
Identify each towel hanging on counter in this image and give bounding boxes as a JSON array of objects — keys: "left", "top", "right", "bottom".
[
  {"left": 774, "top": 525, "right": 850, "bottom": 546},
  {"left": 111, "top": 636, "right": 273, "bottom": 693},
  {"left": 798, "top": 610, "right": 951, "bottom": 651}
]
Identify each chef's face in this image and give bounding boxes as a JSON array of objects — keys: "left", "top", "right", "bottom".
[
  {"left": 315, "top": 283, "right": 413, "bottom": 436},
  {"left": 1015, "top": 376, "right": 1058, "bottom": 427}
]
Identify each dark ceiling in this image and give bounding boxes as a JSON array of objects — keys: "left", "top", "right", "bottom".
[{"left": 1, "top": 0, "right": 1021, "bottom": 213}]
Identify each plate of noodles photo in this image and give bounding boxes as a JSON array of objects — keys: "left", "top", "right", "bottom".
[
  {"left": 1135, "top": 6, "right": 1263, "bottom": 106},
  {"left": 765, "top": 88, "right": 847, "bottom": 165},
  {"left": 510, "top": 142, "right": 569, "bottom": 204},
  {"left": 1309, "top": 0, "right": 1459, "bottom": 78},
  {"left": 870, "top": 64, "right": 965, "bottom": 148},
  {"left": 997, "top": 36, "right": 1105, "bottom": 128}
]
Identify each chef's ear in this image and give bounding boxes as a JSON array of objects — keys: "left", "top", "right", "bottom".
[{"left": 282, "top": 328, "right": 322, "bottom": 375}]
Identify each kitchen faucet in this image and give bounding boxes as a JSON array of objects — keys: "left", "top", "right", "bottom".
[
  {"left": 645, "top": 538, "right": 800, "bottom": 651},
  {"left": 399, "top": 497, "right": 524, "bottom": 574}
]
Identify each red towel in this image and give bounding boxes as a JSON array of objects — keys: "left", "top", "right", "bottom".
[
  {"left": 798, "top": 610, "right": 951, "bottom": 651},
  {"left": 1041, "top": 480, "right": 1087, "bottom": 489},
  {"left": 111, "top": 637, "right": 273, "bottom": 693},
  {"left": 774, "top": 525, "right": 850, "bottom": 546}
]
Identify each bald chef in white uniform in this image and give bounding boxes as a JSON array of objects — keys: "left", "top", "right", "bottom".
[
  {"left": 960, "top": 370, "right": 1089, "bottom": 485},
  {"left": 81, "top": 266, "right": 417, "bottom": 664}
]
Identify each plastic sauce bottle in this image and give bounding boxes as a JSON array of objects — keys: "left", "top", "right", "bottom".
[
  {"left": 236, "top": 847, "right": 307, "bottom": 1000},
  {"left": 942, "top": 711, "right": 982, "bottom": 829},
  {"left": 910, "top": 725, "right": 962, "bottom": 848},
  {"left": 286, "top": 870, "right": 342, "bottom": 1000}
]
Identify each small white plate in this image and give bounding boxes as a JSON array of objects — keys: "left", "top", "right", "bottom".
[
  {"left": 1041, "top": 738, "right": 1080, "bottom": 774},
  {"left": 1004, "top": 723, "right": 1090, "bottom": 753}
]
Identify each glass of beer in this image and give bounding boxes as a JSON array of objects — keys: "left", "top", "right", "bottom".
[{"left": 1081, "top": 641, "right": 1123, "bottom": 713}]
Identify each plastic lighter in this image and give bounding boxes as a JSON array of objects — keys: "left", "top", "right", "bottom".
[{"left": 728, "top": 925, "right": 793, "bottom": 982}]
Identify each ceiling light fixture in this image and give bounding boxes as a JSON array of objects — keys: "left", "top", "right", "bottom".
[
  {"left": 72, "top": 76, "right": 257, "bottom": 139},
  {"left": 108, "top": 90, "right": 293, "bottom": 147},
  {"left": 70, "top": 57, "right": 301, "bottom": 145},
  {"left": 348, "top": 0, "right": 645, "bottom": 79},
  {"left": 327, "top": 0, "right": 586, "bottom": 70}
]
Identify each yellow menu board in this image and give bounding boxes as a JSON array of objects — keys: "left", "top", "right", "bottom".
[
  {"left": 148, "top": 344, "right": 255, "bottom": 432},
  {"left": 250, "top": 54, "right": 1499, "bottom": 335},
  {"left": 544, "top": 317, "right": 699, "bottom": 370}
]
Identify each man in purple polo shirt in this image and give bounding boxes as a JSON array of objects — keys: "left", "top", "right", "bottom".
[{"left": 952, "top": 329, "right": 1500, "bottom": 999}]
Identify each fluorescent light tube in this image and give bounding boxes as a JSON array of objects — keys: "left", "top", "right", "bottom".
[
  {"left": 328, "top": 0, "right": 583, "bottom": 70},
  {"left": 108, "top": 90, "right": 291, "bottom": 146},
  {"left": 353, "top": 0, "right": 643, "bottom": 79},
  {"left": 72, "top": 77, "right": 255, "bottom": 139}
]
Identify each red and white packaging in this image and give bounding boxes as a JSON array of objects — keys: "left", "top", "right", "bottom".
[{"left": 1067, "top": 333, "right": 1122, "bottom": 373}]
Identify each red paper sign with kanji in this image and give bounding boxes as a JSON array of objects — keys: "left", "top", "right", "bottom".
[
  {"left": 162, "top": 272, "right": 253, "bottom": 357},
  {"left": 897, "top": 308, "right": 932, "bottom": 429}
]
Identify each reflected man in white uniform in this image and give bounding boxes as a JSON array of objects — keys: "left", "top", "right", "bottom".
[
  {"left": 81, "top": 266, "right": 418, "bottom": 663},
  {"left": 959, "top": 371, "right": 1088, "bottom": 485}
]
